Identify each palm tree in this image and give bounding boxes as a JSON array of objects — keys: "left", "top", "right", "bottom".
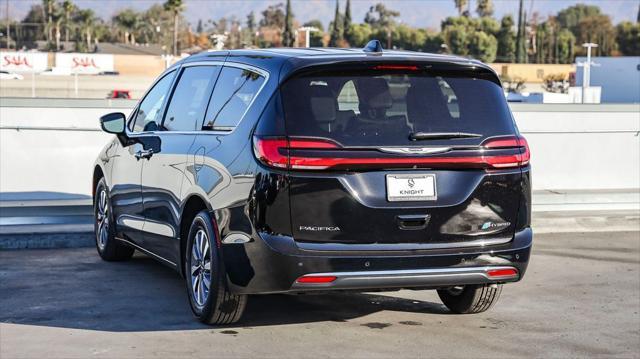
[
  {"left": 42, "top": 0, "right": 55, "bottom": 45},
  {"left": 164, "top": 0, "right": 184, "bottom": 55},
  {"left": 62, "top": 0, "right": 76, "bottom": 43},
  {"left": 76, "top": 9, "right": 96, "bottom": 51},
  {"left": 454, "top": 0, "right": 468, "bottom": 16},
  {"left": 113, "top": 9, "right": 141, "bottom": 44}
]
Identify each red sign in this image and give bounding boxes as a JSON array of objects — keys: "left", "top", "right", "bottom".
[
  {"left": 71, "top": 56, "right": 99, "bottom": 69},
  {"left": 2, "top": 55, "right": 32, "bottom": 68}
]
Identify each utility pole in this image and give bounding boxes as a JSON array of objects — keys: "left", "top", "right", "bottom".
[
  {"left": 298, "top": 26, "right": 319, "bottom": 48},
  {"left": 5, "top": 0, "right": 10, "bottom": 49},
  {"left": 580, "top": 42, "right": 598, "bottom": 103}
]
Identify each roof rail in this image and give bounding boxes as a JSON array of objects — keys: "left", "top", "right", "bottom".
[{"left": 363, "top": 40, "right": 383, "bottom": 54}]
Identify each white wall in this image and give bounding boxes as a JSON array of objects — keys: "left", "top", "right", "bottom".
[
  {"left": 513, "top": 104, "right": 640, "bottom": 190},
  {"left": 1, "top": 100, "right": 638, "bottom": 197},
  {"left": 0, "top": 99, "right": 133, "bottom": 196}
]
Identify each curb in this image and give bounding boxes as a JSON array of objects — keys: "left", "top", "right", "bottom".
[
  {"left": 0, "top": 232, "right": 93, "bottom": 249},
  {"left": 531, "top": 211, "right": 640, "bottom": 234},
  {"left": 2, "top": 212, "right": 639, "bottom": 250}
]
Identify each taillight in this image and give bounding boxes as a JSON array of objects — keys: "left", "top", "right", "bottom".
[
  {"left": 482, "top": 135, "right": 530, "bottom": 168},
  {"left": 252, "top": 137, "right": 289, "bottom": 168},
  {"left": 253, "top": 137, "right": 341, "bottom": 169},
  {"left": 253, "top": 136, "right": 530, "bottom": 171}
]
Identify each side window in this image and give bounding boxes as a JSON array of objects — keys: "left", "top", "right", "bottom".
[
  {"left": 130, "top": 71, "right": 175, "bottom": 132},
  {"left": 337, "top": 80, "right": 359, "bottom": 113},
  {"left": 203, "top": 66, "right": 266, "bottom": 130},
  {"left": 437, "top": 77, "right": 460, "bottom": 119},
  {"left": 163, "top": 66, "right": 220, "bottom": 131}
]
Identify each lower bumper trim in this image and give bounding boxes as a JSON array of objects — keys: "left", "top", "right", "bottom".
[{"left": 291, "top": 266, "right": 518, "bottom": 291}]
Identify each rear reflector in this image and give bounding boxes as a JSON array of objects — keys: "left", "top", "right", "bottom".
[
  {"left": 296, "top": 275, "right": 337, "bottom": 284},
  {"left": 486, "top": 268, "right": 519, "bottom": 279},
  {"left": 253, "top": 135, "right": 531, "bottom": 171}
]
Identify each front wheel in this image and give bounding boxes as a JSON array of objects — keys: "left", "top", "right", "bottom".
[
  {"left": 185, "top": 211, "right": 247, "bottom": 325},
  {"left": 437, "top": 284, "right": 503, "bottom": 314},
  {"left": 94, "top": 178, "right": 134, "bottom": 261}
]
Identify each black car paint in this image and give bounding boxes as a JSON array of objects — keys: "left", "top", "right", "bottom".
[{"left": 94, "top": 48, "right": 532, "bottom": 294}]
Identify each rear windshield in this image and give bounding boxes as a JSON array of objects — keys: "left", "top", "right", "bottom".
[{"left": 281, "top": 70, "right": 515, "bottom": 147}]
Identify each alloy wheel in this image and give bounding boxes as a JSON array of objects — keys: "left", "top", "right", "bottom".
[
  {"left": 190, "top": 229, "right": 212, "bottom": 307},
  {"left": 96, "top": 188, "right": 110, "bottom": 250}
]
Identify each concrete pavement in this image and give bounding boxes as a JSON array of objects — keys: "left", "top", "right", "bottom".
[{"left": 1, "top": 231, "right": 639, "bottom": 358}]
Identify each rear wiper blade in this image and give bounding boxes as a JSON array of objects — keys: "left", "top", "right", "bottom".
[{"left": 409, "top": 132, "right": 482, "bottom": 141}]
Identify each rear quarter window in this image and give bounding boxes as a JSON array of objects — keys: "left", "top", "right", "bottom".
[{"left": 203, "top": 66, "right": 266, "bottom": 130}]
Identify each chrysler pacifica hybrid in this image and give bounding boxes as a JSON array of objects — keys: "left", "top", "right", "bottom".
[{"left": 93, "top": 41, "right": 532, "bottom": 324}]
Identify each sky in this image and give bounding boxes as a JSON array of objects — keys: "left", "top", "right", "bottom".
[{"left": 3, "top": 0, "right": 639, "bottom": 31}]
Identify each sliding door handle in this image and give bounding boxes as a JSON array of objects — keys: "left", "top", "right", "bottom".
[{"left": 134, "top": 149, "right": 154, "bottom": 160}]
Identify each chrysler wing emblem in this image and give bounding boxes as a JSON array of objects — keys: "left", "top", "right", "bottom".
[{"left": 378, "top": 147, "right": 451, "bottom": 155}]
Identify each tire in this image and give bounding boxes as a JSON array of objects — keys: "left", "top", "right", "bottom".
[
  {"left": 185, "top": 210, "right": 247, "bottom": 325},
  {"left": 437, "top": 284, "right": 503, "bottom": 314},
  {"left": 94, "top": 178, "right": 135, "bottom": 261}
]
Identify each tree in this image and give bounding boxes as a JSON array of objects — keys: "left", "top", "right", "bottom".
[
  {"left": 616, "top": 21, "right": 640, "bottom": 55},
  {"left": 364, "top": 3, "right": 400, "bottom": 29},
  {"left": 346, "top": 23, "right": 372, "bottom": 47},
  {"left": 476, "top": 0, "right": 494, "bottom": 18},
  {"left": 163, "top": 0, "right": 183, "bottom": 55},
  {"left": 556, "top": 4, "right": 601, "bottom": 35},
  {"left": 576, "top": 14, "right": 617, "bottom": 56},
  {"left": 478, "top": 16, "right": 499, "bottom": 35},
  {"left": 259, "top": 3, "right": 285, "bottom": 28},
  {"left": 21, "top": 5, "right": 46, "bottom": 45},
  {"left": 281, "top": 0, "right": 295, "bottom": 47},
  {"left": 329, "top": 0, "right": 343, "bottom": 47},
  {"left": 469, "top": 31, "right": 497, "bottom": 62},
  {"left": 247, "top": 11, "right": 256, "bottom": 33},
  {"left": 343, "top": 0, "right": 352, "bottom": 45},
  {"left": 424, "top": 31, "right": 444, "bottom": 53},
  {"left": 556, "top": 29, "right": 575, "bottom": 63},
  {"left": 454, "top": 0, "right": 468, "bottom": 16},
  {"left": 139, "top": 4, "right": 173, "bottom": 46},
  {"left": 113, "top": 9, "right": 140, "bottom": 44},
  {"left": 246, "top": 11, "right": 257, "bottom": 46},
  {"left": 496, "top": 15, "right": 516, "bottom": 62},
  {"left": 443, "top": 24, "right": 469, "bottom": 55},
  {"left": 42, "top": 0, "right": 55, "bottom": 45},
  {"left": 515, "top": 0, "right": 526, "bottom": 63},
  {"left": 364, "top": 3, "right": 400, "bottom": 48},
  {"left": 62, "top": 0, "right": 76, "bottom": 44},
  {"left": 392, "top": 24, "right": 427, "bottom": 51},
  {"left": 75, "top": 8, "right": 96, "bottom": 51}
]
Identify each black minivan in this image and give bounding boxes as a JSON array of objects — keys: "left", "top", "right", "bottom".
[{"left": 94, "top": 42, "right": 532, "bottom": 325}]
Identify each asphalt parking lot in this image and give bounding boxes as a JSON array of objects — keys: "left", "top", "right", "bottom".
[{"left": 1, "top": 231, "right": 639, "bottom": 358}]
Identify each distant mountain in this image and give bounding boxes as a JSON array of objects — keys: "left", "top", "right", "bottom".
[{"left": 5, "top": 0, "right": 638, "bottom": 30}]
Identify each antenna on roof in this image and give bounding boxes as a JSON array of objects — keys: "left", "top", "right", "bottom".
[{"left": 363, "top": 40, "right": 383, "bottom": 54}]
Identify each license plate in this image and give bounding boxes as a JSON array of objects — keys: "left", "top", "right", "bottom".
[{"left": 386, "top": 174, "right": 437, "bottom": 202}]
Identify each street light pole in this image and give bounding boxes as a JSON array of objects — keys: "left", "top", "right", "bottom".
[
  {"left": 5, "top": 0, "right": 10, "bottom": 49},
  {"left": 297, "top": 26, "right": 318, "bottom": 48},
  {"left": 581, "top": 42, "right": 598, "bottom": 104}
]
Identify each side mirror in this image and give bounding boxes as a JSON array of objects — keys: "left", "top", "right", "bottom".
[{"left": 100, "top": 112, "right": 126, "bottom": 134}]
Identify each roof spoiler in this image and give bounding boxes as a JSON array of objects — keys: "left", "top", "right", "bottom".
[{"left": 363, "top": 40, "right": 383, "bottom": 54}]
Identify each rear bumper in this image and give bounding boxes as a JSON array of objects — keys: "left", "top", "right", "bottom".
[
  {"left": 291, "top": 266, "right": 519, "bottom": 291},
  {"left": 221, "top": 227, "right": 532, "bottom": 295}
]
